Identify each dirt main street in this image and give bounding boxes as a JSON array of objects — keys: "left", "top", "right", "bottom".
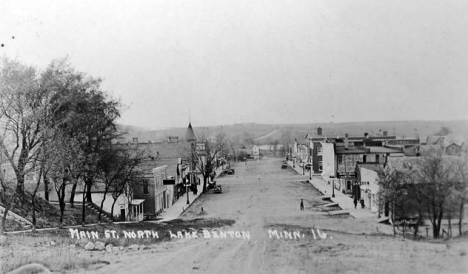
[{"left": 87, "top": 157, "right": 468, "bottom": 274}]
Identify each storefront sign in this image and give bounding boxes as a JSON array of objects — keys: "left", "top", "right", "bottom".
[
  {"left": 163, "top": 179, "right": 175, "bottom": 185},
  {"left": 337, "top": 171, "right": 356, "bottom": 178}
]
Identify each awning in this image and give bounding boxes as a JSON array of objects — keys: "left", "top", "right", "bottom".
[{"left": 130, "top": 199, "right": 145, "bottom": 205}]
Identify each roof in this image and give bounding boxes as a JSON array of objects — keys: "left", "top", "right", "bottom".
[
  {"left": 335, "top": 146, "right": 370, "bottom": 154},
  {"left": 368, "top": 147, "right": 403, "bottom": 154},
  {"left": 135, "top": 142, "right": 191, "bottom": 177},
  {"left": 355, "top": 162, "right": 383, "bottom": 173},
  {"left": 185, "top": 123, "right": 197, "bottom": 142},
  {"left": 426, "top": 136, "right": 441, "bottom": 145}
]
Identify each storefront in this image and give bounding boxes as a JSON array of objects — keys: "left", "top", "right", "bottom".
[{"left": 337, "top": 171, "right": 356, "bottom": 195}]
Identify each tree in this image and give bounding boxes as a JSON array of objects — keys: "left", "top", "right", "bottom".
[
  {"left": 41, "top": 60, "right": 121, "bottom": 204},
  {"left": 192, "top": 132, "right": 229, "bottom": 193},
  {"left": 45, "top": 130, "right": 85, "bottom": 226},
  {"left": 415, "top": 150, "right": 456, "bottom": 238},
  {"left": 96, "top": 143, "right": 146, "bottom": 223},
  {"left": 30, "top": 147, "right": 45, "bottom": 232},
  {"left": 0, "top": 136, "right": 18, "bottom": 235},
  {"left": 377, "top": 169, "right": 415, "bottom": 236},
  {"left": 434, "top": 126, "right": 452, "bottom": 136},
  {"left": 109, "top": 155, "right": 146, "bottom": 222},
  {"left": 455, "top": 152, "right": 468, "bottom": 236},
  {"left": 0, "top": 58, "right": 49, "bottom": 195}
]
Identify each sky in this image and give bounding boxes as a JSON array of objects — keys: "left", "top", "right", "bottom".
[{"left": 1, "top": 0, "right": 467, "bottom": 129}]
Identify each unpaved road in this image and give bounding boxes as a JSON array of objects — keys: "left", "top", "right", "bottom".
[{"left": 88, "top": 157, "right": 468, "bottom": 274}]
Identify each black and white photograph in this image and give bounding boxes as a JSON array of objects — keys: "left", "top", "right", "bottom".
[{"left": 1, "top": 1, "right": 467, "bottom": 273}]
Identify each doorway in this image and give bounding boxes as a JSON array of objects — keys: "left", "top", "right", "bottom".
[{"left": 120, "top": 208, "right": 126, "bottom": 221}]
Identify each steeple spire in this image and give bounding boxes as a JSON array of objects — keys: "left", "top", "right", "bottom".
[{"left": 186, "top": 121, "right": 196, "bottom": 142}]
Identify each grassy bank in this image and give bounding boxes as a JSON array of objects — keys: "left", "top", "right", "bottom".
[{"left": 1, "top": 218, "right": 235, "bottom": 273}]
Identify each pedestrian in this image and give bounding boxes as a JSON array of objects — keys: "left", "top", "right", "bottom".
[
  {"left": 354, "top": 199, "right": 358, "bottom": 209},
  {"left": 300, "top": 199, "right": 304, "bottom": 211},
  {"left": 360, "top": 198, "right": 365, "bottom": 209}
]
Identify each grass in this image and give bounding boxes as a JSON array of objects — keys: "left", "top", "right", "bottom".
[
  {"left": 1, "top": 218, "right": 235, "bottom": 273},
  {"left": 1, "top": 188, "right": 114, "bottom": 233}
]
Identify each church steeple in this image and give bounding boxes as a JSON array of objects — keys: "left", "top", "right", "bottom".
[{"left": 186, "top": 122, "right": 196, "bottom": 142}]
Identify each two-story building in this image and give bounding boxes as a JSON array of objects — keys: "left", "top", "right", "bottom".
[
  {"left": 133, "top": 165, "right": 169, "bottom": 218},
  {"left": 319, "top": 133, "right": 403, "bottom": 194}
]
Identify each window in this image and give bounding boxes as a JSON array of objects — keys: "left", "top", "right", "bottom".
[
  {"left": 317, "top": 147, "right": 323, "bottom": 156},
  {"left": 318, "top": 161, "right": 323, "bottom": 171},
  {"left": 338, "top": 155, "right": 344, "bottom": 165},
  {"left": 143, "top": 182, "right": 149, "bottom": 194}
]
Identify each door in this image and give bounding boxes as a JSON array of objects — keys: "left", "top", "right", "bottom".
[{"left": 120, "top": 208, "right": 125, "bottom": 221}]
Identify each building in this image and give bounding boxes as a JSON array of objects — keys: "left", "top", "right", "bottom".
[
  {"left": 355, "top": 163, "right": 382, "bottom": 214},
  {"left": 130, "top": 123, "right": 197, "bottom": 218},
  {"left": 292, "top": 139, "right": 309, "bottom": 163},
  {"left": 252, "top": 145, "right": 260, "bottom": 160},
  {"left": 306, "top": 129, "right": 399, "bottom": 177},
  {"left": 311, "top": 142, "right": 322, "bottom": 174},
  {"left": 318, "top": 132, "right": 403, "bottom": 194},
  {"left": 420, "top": 135, "right": 465, "bottom": 156},
  {"left": 167, "top": 136, "right": 179, "bottom": 143},
  {"left": 132, "top": 165, "right": 167, "bottom": 217}
]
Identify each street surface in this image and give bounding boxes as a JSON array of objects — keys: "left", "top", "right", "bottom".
[{"left": 87, "top": 157, "right": 468, "bottom": 274}]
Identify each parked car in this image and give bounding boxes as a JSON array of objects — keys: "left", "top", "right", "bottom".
[
  {"left": 304, "top": 163, "right": 312, "bottom": 171},
  {"left": 214, "top": 185, "right": 222, "bottom": 194},
  {"left": 281, "top": 164, "right": 288, "bottom": 169}
]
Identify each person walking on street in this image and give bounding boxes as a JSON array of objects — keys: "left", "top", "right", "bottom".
[
  {"left": 300, "top": 199, "right": 304, "bottom": 211},
  {"left": 354, "top": 198, "right": 358, "bottom": 209}
]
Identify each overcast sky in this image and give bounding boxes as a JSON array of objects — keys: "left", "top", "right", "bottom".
[{"left": 1, "top": 0, "right": 467, "bottom": 129}]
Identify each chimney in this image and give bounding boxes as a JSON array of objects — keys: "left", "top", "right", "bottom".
[
  {"left": 317, "top": 127, "right": 322, "bottom": 136},
  {"left": 345, "top": 133, "right": 349, "bottom": 148},
  {"left": 383, "top": 131, "right": 388, "bottom": 137}
]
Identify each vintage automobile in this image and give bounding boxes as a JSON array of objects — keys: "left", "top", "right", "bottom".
[
  {"left": 281, "top": 163, "right": 288, "bottom": 169},
  {"left": 214, "top": 185, "right": 222, "bottom": 194}
]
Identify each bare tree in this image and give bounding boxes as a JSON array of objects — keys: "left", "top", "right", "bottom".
[
  {"left": 45, "top": 131, "right": 85, "bottom": 226},
  {"left": 0, "top": 138, "right": 18, "bottom": 235},
  {"left": 97, "top": 144, "right": 146, "bottom": 223},
  {"left": 415, "top": 150, "right": 456, "bottom": 238},
  {"left": 455, "top": 152, "right": 468, "bottom": 236},
  {"left": 0, "top": 59, "right": 49, "bottom": 195},
  {"left": 192, "top": 132, "right": 229, "bottom": 193},
  {"left": 377, "top": 169, "right": 414, "bottom": 236}
]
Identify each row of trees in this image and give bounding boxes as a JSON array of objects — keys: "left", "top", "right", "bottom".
[
  {"left": 378, "top": 150, "right": 468, "bottom": 239},
  {"left": 0, "top": 58, "right": 146, "bottom": 234}
]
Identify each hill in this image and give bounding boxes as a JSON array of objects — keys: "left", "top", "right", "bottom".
[
  {"left": 0, "top": 189, "right": 109, "bottom": 232},
  {"left": 121, "top": 120, "right": 468, "bottom": 146}
]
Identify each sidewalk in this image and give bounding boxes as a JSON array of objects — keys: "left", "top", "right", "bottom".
[
  {"left": 287, "top": 160, "right": 376, "bottom": 219},
  {"left": 156, "top": 166, "right": 224, "bottom": 223}
]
